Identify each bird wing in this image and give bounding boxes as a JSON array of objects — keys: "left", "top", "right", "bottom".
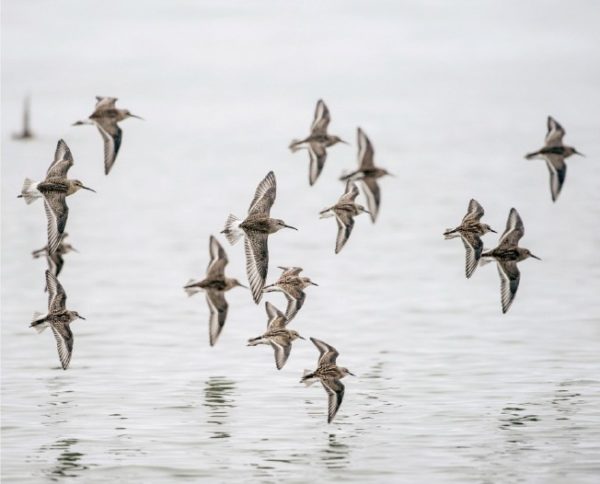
[
  {"left": 42, "top": 192, "right": 68, "bottom": 254},
  {"left": 278, "top": 266, "right": 303, "bottom": 277},
  {"left": 496, "top": 260, "right": 521, "bottom": 314},
  {"left": 460, "top": 233, "right": 483, "bottom": 279},
  {"left": 357, "top": 127, "right": 375, "bottom": 170},
  {"left": 46, "top": 140, "right": 74, "bottom": 179},
  {"left": 95, "top": 119, "right": 122, "bottom": 175},
  {"left": 51, "top": 322, "right": 74, "bottom": 370},
  {"left": 360, "top": 177, "right": 380, "bottom": 223},
  {"left": 46, "top": 270, "right": 67, "bottom": 312},
  {"left": 462, "top": 198, "right": 485, "bottom": 223},
  {"left": 308, "top": 142, "right": 327, "bottom": 186},
  {"left": 94, "top": 96, "right": 118, "bottom": 110},
  {"left": 244, "top": 231, "right": 269, "bottom": 303},
  {"left": 543, "top": 155, "right": 567, "bottom": 202},
  {"left": 334, "top": 211, "right": 355, "bottom": 254},
  {"left": 498, "top": 208, "right": 524, "bottom": 249},
  {"left": 265, "top": 301, "right": 288, "bottom": 329},
  {"left": 339, "top": 181, "right": 360, "bottom": 203},
  {"left": 545, "top": 116, "right": 566, "bottom": 147},
  {"left": 270, "top": 335, "right": 292, "bottom": 370},
  {"left": 321, "top": 378, "right": 345, "bottom": 424},
  {"left": 310, "top": 99, "right": 331, "bottom": 135},
  {"left": 248, "top": 171, "right": 276, "bottom": 216},
  {"left": 205, "top": 290, "right": 228, "bottom": 346},
  {"left": 310, "top": 337, "right": 339, "bottom": 366},
  {"left": 281, "top": 285, "right": 305, "bottom": 322},
  {"left": 206, "top": 235, "right": 228, "bottom": 279}
]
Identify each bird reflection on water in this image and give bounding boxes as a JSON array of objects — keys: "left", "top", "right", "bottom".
[{"left": 203, "top": 376, "right": 236, "bottom": 439}]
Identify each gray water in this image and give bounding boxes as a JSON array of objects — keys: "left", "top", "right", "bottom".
[{"left": 2, "top": 1, "right": 600, "bottom": 482}]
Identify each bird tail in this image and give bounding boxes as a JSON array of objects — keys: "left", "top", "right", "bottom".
[
  {"left": 289, "top": 139, "right": 304, "bottom": 152},
  {"left": 479, "top": 255, "right": 494, "bottom": 267},
  {"left": 319, "top": 208, "right": 334, "bottom": 219},
  {"left": 30, "top": 312, "right": 47, "bottom": 333},
  {"left": 247, "top": 336, "right": 264, "bottom": 346},
  {"left": 525, "top": 151, "right": 540, "bottom": 160},
  {"left": 183, "top": 279, "right": 201, "bottom": 297},
  {"left": 339, "top": 170, "right": 359, "bottom": 182},
  {"left": 18, "top": 178, "right": 41, "bottom": 204},
  {"left": 443, "top": 228, "right": 460, "bottom": 239},
  {"left": 301, "top": 369, "right": 318, "bottom": 386},
  {"left": 221, "top": 214, "right": 243, "bottom": 245}
]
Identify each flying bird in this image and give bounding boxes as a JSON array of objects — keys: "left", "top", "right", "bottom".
[
  {"left": 301, "top": 337, "right": 354, "bottom": 423},
  {"left": 30, "top": 271, "right": 86, "bottom": 370},
  {"left": 32, "top": 233, "right": 78, "bottom": 286},
  {"left": 289, "top": 99, "right": 347, "bottom": 185},
  {"left": 183, "top": 235, "right": 246, "bottom": 346},
  {"left": 247, "top": 302, "right": 304, "bottom": 370},
  {"left": 443, "top": 199, "right": 496, "bottom": 278},
  {"left": 482, "top": 208, "right": 541, "bottom": 313},
  {"left": 320, "top": 181, "right": 370, "bottom": 254},
  {"left": 525, "top": 116, "right": 583, "bottom": 202},
  {"left": 18, "top": 139, "right": 95, "bottom": 253},
  {"left": 340, "top": 128, "right": 392, "bottom": 222},
  {"left": 12, "top": 95, "right": 33, "bottom": 140},
  {"left": 73, "top": 96, "right": 142, "bottom": 175},
  {"left": 221, "top": 171, "right": 297, "bottom": 303},
  {"left": 263, "top": 266, "right": 318, "bottom": 322}
]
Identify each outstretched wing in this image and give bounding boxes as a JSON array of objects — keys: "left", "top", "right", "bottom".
[
  {"left": 95, "top": 96, "right": 118, "bottom": 110},
  {"left": 51, "top": 322, "right": 74, "bottom": 370},
  {"left": 46, "top": 270, "right": 67, "bottom": 312},
  {"left": 46, "top": 140, "right": 74, "bottom": 179},
  {"left": 265, "top": 301, "right": 287, "bottom": 329},
  {"left": 321, "top": 378, "right": 345, "bottom": 423},
  {"left": 206, "top": 235, "right": 228, "bottom": 279},
  {"left": 270, "top": 335, "right": 292, "bottom": 370},
  {"left": 545, "top": 116, "right": 565, "bottom": 147},
  {"left": 310, "top": 99, "right": 331, "bottom": 135},
  {"left": 498, "top": 208, "right": 524, "bottom": 249},
  {"left": 460, "top": 233, "right": 483, "bottom": 279},
  {"left": 308, "top": 142, "right": 327, "bottom": 186},
  {"left": 278, "top": 266, "right": 303, "bottom": 277},
  {"left": 462, "top": 199, "right": 485, "bottom": 223},
  {"left": 310, "top": 337, "right": 339, "bottom": 366},
  {"left": 339, "top": 181, "right": 360, "bottom": 204},
  {"left": 334, "top": 212, "right": 355, "bottom": 254},
  {"left": 244, "top": 231, "right": 269, "bottom": 303},
  {"left": 42, "top": 192, "right": 68, "bottom": 254},
  {"left": 543, "top": 155, "right": 567, "bottom": 202},
  {"left": 205, "top": 290, "right": 228, "bottom": 346},
  {"left": 360, "top": 177, "right": 380, "bottom": 223},
  {"left": 281, "top": 285, "right": 306, "bottom": 322},
  {"left": 248, "top": 171, "right": 276, "bottom": 216},
  {"left": 95, "top": 119, "right": 122, "bottom": 175},
  {"left": 357, "top": 127, "right": 375, "bottom": 170},
  {"left": 496, "top": 260, "right": 521, "bottom": 313}
]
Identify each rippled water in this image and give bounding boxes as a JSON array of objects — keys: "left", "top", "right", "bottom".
[{"left": 2, "top": 1, "right": 600, "bottom": 482}]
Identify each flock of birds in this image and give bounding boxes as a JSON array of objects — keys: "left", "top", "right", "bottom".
[{"left": 15, "top": 96, "right": 584, "bottom": 423}]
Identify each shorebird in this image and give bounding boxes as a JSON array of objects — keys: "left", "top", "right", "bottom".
[
  {"left": 32, "top": 233, "right": 78, "bottom": 284},
  {"left": 263, "top": 266, "right": 318, "bottom": 322},
  {"left": 301, "top": 337, "right": 354, "bottom": 424},
  {"left": 18, "top": 139, "right": 95, "bottom": 253},
  {"left": 183, "top": 235, "right": 246, "bottom": 346},
  {"left": 247, "top": 302, "right": 304, "bottom": 370},
  {"left": 73, "top": 96, "right": 142, "bottom": 175},
  {"left": 339, "top": 128, "right": 392, "bottom": 222},
  {"left": 12, "top": 95, "right": 33, "bottom": 140},
  {"left": 482, "top": 208, "right": 541, "bottom": 313},
  {"left": 320, "top": 181, "right": 370, "bottom": 254},
  {"left": 221, "top": 171, "right": 297, "bottom": 303},
  {"left": 289, "top": 99, "right": 347, "bottom": 186},
  {"left": 525, "top": 116, "right": 583, "bottom": 202},
  {"left": 30, "top": 270, "right": 85, "bottom": 370},
  {"left": 443, "top": 199, "right": 496, "bottom": 278}
]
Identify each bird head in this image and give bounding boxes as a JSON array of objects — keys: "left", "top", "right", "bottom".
[
  {"left": 289, "top": 330, "right": 305, "bottom": 341},
  {"left": 71, "top": 311, "right": 86, "bottom": 320},
  {"left": 524, "top": 249, "right": 541, "bottom": 261},
  {"left": 73, "top": 180, "right": 96, "bottom": 193},
  {"left": 341, "top": 367, "right": 355, "bottom": 377},
  {"left": 483, "top": 224, "right": 497, "bottom": 234},
  {"left": 232, "top": 278, "right": 248, "bottom": 289},
  {"left": 331, "top": 136, "right": 348, "bottom": 146},
  {"left": 274, "top": 219, "right": 298, "bottom": 231}
]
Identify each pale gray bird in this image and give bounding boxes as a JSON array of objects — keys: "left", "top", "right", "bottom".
[
  {"left": 289, "top": 99, "right": 347, "bottom": 186},
  {"left": 73, "top": 96, "right": 142, "bottom": 175},
  {"left": 443, "top": 199, "right": 496, "bottom": 278},
  {"left": 301, "top": 337, "right": 354, "bottom": 424},
  {"left": 18, "top": 139, "right": 95, "bottom": 253},
  {"left": 220, "top": 171, "right": 297, "bottom": 303},
  {"left": 339, "top": 128, "right": 392, "bottom": 222},
  {"left": 482, "top": 208, "right": 541, "bottom": 313},
  {"left": 247, "top": 302, "right": 304, "bottom": 370},
  {"left": 263, "top": 266, "right": 318, "bottom": 321},
  {"left": 183, "top": 235, "right": 246, "bottom": 346},
  {"left": 320, "top": 181, "right": 370, "bottom": 254},
  {"left": 525, "top": 116, "right": 583, "bottom": 202},
  {"left": 30, "top": 271, "right": 86, "bottom": 370}
]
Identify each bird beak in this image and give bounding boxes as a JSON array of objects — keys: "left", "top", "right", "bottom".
[
  {"left": 71, "top": 247, "right": 80, "bottom": 253},
  {"left": 490, "top": 228, "right": 497, "bottom": 233},
  {"left": 129, "top": 114, "right": 144, "bottom": 120},
  {"left": 530, "top": 254, "right": 541, "bottom": 260},
  {"left": 574, "top": 150, "right": 585, "bottom": 157},
  {"left": 310, "top": 281, "right": 319, "bottom": 286},
  {"left": 298, "top": 335, "right": 306, "bottom": 340},
  {"left": 78, "top": 315, "right": 86, "bottom": 320},
  {"left": 284, "top": 224, "right": 298, "bottom": 230},
  {"left": 387, "top": 172, "right": 396, "bottom": 177},
  {"left": 238, "top": 283, "right": 248, "bottom": 289},
  {"left": 81, "top": 185, "right": 96, "bottom": 193},
  {"left": 340, "top": 139, "right": 349, "bottom": 145},
  {"left": 348, "top": 371, "right": 356, "bottom": 377}
]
